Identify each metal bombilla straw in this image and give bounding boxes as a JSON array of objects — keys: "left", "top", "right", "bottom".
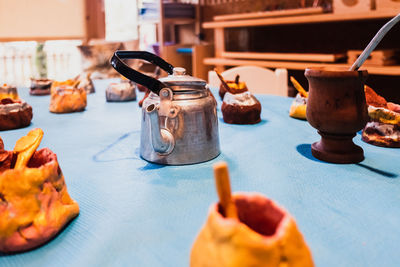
[{"left": 350, "top": 13, "right": 400, "bottom": 71}]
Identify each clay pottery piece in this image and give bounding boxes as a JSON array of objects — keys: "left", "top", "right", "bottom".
[
  {"left": 0, "top": 84, "right": 19, "bottom": 100},
  {"left": 190, "top": 193, "right": 314, "bottom": 267},
  {"left": 49, "top": 86, "right": 87, "bottom": 113},
  {"left": 289, "top": 93, "right": 307, "bottom": 120},
  {"left": 305, "top": 67, "right": 368, "bottom": 164},
  {"left": 30, "top": 78, "right": 52, "bottom": 96},
  {"left": 0, "top": 130, "right": 79, "bottom": 253},
  {"left": 0, "top": 98, "right": 33, "bottom": 131},
  {"left": 219, "top": 80, "right": 248, "bottom": 100}
]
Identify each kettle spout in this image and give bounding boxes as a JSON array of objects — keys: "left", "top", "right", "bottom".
[{"left": 146, "top": 104, "right": 175, "bottom": 155}]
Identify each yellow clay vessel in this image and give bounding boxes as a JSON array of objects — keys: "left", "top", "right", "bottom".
[
  {"left": 289, "top": 93, "right": 307, "bottom": 120},
  {"left": 191, "top": 193, "right": 313, "bottom": 267},
  {"left": 0, "top": 129, "right": 79, "bottom": 253}
]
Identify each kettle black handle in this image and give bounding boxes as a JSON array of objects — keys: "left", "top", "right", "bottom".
[{"left": 110, "top": 51, "right": 174, "bottom": 95}]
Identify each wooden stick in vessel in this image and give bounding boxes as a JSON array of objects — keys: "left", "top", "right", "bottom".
[
  {"left": 213, "top": 162, "right": 238, "bottom": 219},
  {"left": 214, "top": 69, "right": 234, "bottom": 94},
  {"left": 290, "top": 76, "right": 308, "bottom": 98}
]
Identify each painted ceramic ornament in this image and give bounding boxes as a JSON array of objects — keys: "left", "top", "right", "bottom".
[
  {"left": 0, "top": 129, "right": 79, "bottom": 253},
  {"left": 191, "top": 162, "right": 314, "bottom": 267}
]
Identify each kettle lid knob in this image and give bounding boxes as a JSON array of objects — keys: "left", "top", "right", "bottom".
[{"left": 173, "top": 67, "right": 186, "bottom": 76}]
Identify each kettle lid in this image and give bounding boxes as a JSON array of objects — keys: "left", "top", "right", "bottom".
[{"left": 159, "top": 67, "right": 207, "bottom": 90}]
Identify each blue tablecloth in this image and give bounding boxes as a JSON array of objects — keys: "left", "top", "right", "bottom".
[{"left": 1, "top": 81, "right": 399, "bottom": 267}]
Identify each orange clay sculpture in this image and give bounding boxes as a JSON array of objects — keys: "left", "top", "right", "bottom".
[
  {"left": 0, "top": 84, "right": 19, "bottom": 100},
  {"left": 0, "top": 128, "right": 79, "bottom": 253},
  {"left": 49, "top": 85, "right": 87, "bottom": 113}
]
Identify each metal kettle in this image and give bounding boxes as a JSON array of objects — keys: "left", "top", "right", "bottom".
[{"left": 111, "top": 51, "right": 220, "bottom": 165}]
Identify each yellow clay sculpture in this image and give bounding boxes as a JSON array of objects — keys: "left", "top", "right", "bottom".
[
  {"left": 0, "top": 128, "right": 79, "bottom": 253},
  {"left": 191, "top": 193, "right": 314, "bottom": 267},
  {"left": 289, "top": 94, "right": 307, "bottom": 120}
]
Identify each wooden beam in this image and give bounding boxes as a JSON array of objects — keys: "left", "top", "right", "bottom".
[
  {"left": 203, "top": 57, "right": 400, "bottom": 76},
  {"left": 213, "top": 7, "right": 323, "bottom": 21},
  {"left": 85, "top": 0, "right": 106, "bottom": 42},
  {"left": 203, "top": 10, "right": 400, "bottom": 29},
  {"left": 221, "top": 51, "right": 346, "bottom": 63},
  {"left": 214, "top": 28, "right": 225, "bottom": 71}
]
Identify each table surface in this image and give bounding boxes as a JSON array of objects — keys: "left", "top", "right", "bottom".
[{"left": 1, "top": 80, "right": 399, "bottom": 267}]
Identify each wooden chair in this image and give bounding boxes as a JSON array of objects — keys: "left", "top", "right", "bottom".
[{"left": 208, "top": 66, "right": 288, "bottom": 96}]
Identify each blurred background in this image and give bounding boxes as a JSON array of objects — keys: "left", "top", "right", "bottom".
[
  {"left": 1, "top": 0, "right": 146, "bottom": 86},
  {"left": 1, "top": 0, "right": 400, "bottom": 101}
]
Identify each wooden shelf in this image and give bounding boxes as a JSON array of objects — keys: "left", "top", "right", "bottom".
[
  {"left": 203, "top": 10, "right": 399, "bottom": 29},
  {"left": 164, "top": 18, "right": 196, "bottom": 25},
  {"left": 203, "top": 57, "right": 400, "bottom": 76},
  {"left": 221, "top": 51, "right": 346, "bottom": 63},
  {"left": 140, "top": 18, "right": 195, "bottom": 25},
  {"left": 213, "top": 7, "right": 323, "bottom": 21}
]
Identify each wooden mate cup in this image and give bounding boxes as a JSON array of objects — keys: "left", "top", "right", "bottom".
[{"left": 305, "top": 67, "right": 368, "bottom": 164}]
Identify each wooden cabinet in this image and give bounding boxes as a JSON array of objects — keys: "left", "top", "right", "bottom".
[
  {"left": 201, "top": 7, "right": 400, "bottom": 101},
  {"left": 202, "top": 10, "right": 400, "bottom": 76}
]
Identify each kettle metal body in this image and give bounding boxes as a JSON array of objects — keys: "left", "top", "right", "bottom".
[{"left": 111, "top": 51, "right": 220, "bottom": 165}]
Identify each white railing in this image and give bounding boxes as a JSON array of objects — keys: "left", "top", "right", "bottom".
[
  {"left": 0, "top": 42, "right": 36, "bottom": 87},
  {"left": 45, "top": 40, "right": 83, "bottom": 82},
  {"left": 0, "top": 41, "right": 83, "bottom": 87}
]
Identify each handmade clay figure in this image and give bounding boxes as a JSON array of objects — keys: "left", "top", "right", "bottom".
[
  {"left": 0, "top": 98, "right": 32, "bottom": 131},
  {"left": 30, "top": 78, "right": 53, "bottom": 96},
  {"left": 289, "top": 76, "right": 308, "bottom": 120},
  {"left": 191, "top": 162, "right": 314, "bottom": 267},
  {"left": 0, "top": 128, "right": 79, "bottom": 252},
  {"left": 218, "top": 73, "right": 248, "bottom": 100},
  {"left": 49, "top": 83, "right": 87, "bottom": 113},
  {"left": 362, "top": 85, "right": 400, "bottom": 147},
  {"left": 215, "top": 70, "right": 261, "bottom": 124},
  {"left": 0, "top": 84, "right": 19, "bottom": 100},
  {"left": 221, "top": 91, "right": 262, "bottom": 124},
  {"left": 106, "top": 80, "right": 136, "bottom": 102}
]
